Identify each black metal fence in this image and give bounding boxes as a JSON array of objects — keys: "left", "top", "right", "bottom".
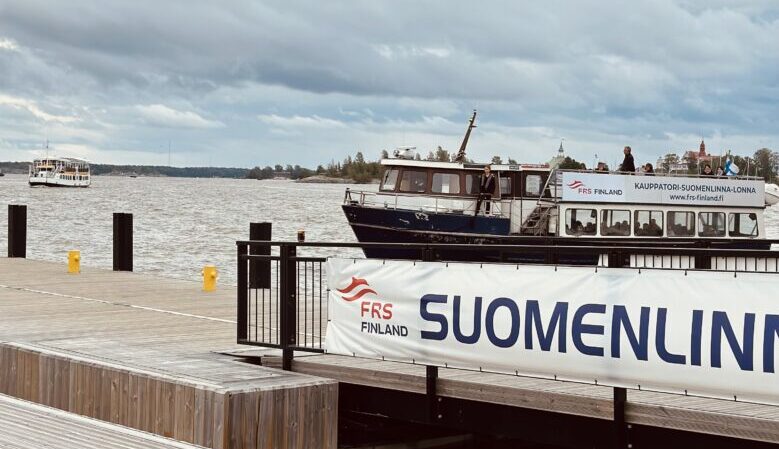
[{"left": 236, "top": 240, "right": 779, "bottom": 369}]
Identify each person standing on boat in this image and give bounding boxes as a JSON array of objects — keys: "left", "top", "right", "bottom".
[
  {"left": 702, "top": 164, "right": 714, "bottom": 176},
  {"left": 619, "top": 146, "right": 635, "bottom": 173},
  {"left": 475, "top": 165, "right": 496, "bottom": 216}
]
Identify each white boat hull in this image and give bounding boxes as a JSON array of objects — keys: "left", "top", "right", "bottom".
[{"left": 29, "top": 175, "right": 90, "bottom": 187}]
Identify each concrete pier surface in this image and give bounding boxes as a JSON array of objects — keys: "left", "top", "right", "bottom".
[{"left": 0, "top": 258, "right": 337, "bottom": 449}]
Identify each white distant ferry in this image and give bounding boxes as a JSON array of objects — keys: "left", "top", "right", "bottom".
[{"left": 29, "top": 157, "right": 91, "bottom": 187}]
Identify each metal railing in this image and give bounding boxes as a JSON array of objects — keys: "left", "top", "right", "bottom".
[
  {"left": 236, "top": 240, "right": 779, "bottom": 370},
  {"left": 344, "top": 189, "right": 512, "bottom": 218}
]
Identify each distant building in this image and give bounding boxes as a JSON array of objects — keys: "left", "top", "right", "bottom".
[
  {"left": 549, "top": 140, "right": 566, "bottom": 168},
  {"left": 683, "top": 140, "right": 717, "bottom": 165}
]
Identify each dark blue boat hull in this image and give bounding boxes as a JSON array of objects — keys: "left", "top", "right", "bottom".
[
  {"left": 342, "top": 204, "right": 771, "bottom": 264},
  {"left": 342, "top": 204, "right": 598, "bottom": 263}
]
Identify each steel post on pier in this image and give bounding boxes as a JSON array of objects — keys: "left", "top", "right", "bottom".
[
  {"left": 249, "top": 222, "right": 271, "bottom": 289},
  {"left": 426, "top": 365, "right": 440, "bottom": 423},
  {"left": 280, "top": 244, "right": 297, "bottom": 370},
  {"left": 613, "top": 387, "right": 629, "bottom": 449},
  {"left": 112, "top": 213, "right": 133, "bottom": 271},
  {"left": 236, "top": 243, "right": 248, "bottom": 342},
  {"left": 7, "top": 205, "right": 27, "bottom": 258}
]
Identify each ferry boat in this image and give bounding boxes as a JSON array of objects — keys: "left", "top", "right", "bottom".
[
  {"left": 342, "top": 115, "right": 770, "bottom": 263},
  {"left": 29, "top": 157, "right": 91, "bottom": 187}
]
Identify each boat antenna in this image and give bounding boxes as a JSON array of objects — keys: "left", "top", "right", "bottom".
[{"left": 454, "top": 110, "right": 477, "bottom": 163}]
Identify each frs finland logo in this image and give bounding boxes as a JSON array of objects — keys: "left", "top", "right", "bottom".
[
  {"left": 567, "top": 180, "right": 584, "bottom": 189},
  {"left": 336, "top": 276, "right": 377, "bottom": 302},
  {"left": 336, "top": 276, "right": 406, "bottom": 336}
]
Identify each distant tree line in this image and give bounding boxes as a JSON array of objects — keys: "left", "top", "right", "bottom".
[
  {"left": 0, "top": 161, "right": 249, "bottom": 178},
  {"left": 245, "top": 164, "right": 315, "bottom": 180},
  {"left": 91, "top": 164, "right": 249, "bottom": 178},
  {"left": 246, "top": 150, "right": 387, "bottom": 183}
]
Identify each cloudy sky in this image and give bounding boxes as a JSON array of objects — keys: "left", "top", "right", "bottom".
[{"left": 1, "top": 1, "right": 778, "bottom": 168}]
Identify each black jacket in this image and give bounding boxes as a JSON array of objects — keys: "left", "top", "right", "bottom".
[
  {"left": 479, "top": 174, "right": 495, "bottom": 195},
  {"left": 620, "top": 153, "right": 635, "bottom": 173}
]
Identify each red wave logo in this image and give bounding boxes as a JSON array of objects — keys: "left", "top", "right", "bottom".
[
  {"left": 336, "top": 276, "right": 377, "bottom": 302},
  {"left": 567, "top": 180, "right": 584, "bottom": 189}
]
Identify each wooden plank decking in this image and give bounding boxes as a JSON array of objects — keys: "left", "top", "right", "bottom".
[
  {"left": 0, "top": 258, "right": 337, "bottom": 449},
  {"left": 3, "top": 257, "right": 779, "bottom": 446},
  {"left": 0, "top": 393, "right": 205, "bottom": 449}
]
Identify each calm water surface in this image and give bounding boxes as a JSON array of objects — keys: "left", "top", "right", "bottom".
[
  {"left": 1, "top": 173, "right": 778, "bottom": 285},
  {"left": 0, "top": 174, "right": 369, "bottom": 285}
]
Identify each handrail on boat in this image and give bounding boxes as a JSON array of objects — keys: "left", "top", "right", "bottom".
[{"left": 344, "top": 188, "right": 512, "bottom": 218}]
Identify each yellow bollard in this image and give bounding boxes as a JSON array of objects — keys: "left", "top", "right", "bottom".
[
  {"left": 202, "top": 265, "right": 217, "bottom": 292},
  {"left": 68, "top": 250, "right": 80, "bottom": 274}
]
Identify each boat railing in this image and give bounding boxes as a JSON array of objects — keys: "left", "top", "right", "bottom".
[{"left": 344, "top": 188, "right": 513, "bottom": 218}]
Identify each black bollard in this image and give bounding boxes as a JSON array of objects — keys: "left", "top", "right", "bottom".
[
  {"left": 249, "top": 222, "right": 272, "bottom": 289},
  {"left": 113, "top": 213, "right": 133, "bottom": 271},
  {"left": 7, "top": 204, "right": 27, "bottom": 258}
]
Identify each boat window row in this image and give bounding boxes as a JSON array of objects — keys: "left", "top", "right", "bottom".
[
  {"left": 380, "top": 167, "right": 546, "bottom": 198},
  {"left": 565, "top": 208, "right": 759, "bottom": 238}
]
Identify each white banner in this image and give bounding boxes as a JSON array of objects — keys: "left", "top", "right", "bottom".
[
  {"left": 326, "top": 258, "right": 779, "bottom": 405},
  {"left": 561, "top": 172, "right": 764, "bottom": 207}
]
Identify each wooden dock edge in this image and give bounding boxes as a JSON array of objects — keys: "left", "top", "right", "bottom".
[
  {"left": 0, "top": 342, "right": 338, "bottom": 449},
  {"left": 262, "top": 355, "right": 779, "bottom": 445}
]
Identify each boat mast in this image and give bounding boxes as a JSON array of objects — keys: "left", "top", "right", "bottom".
[{"left": 454, "top": 110, "right": 477, "bottom": 163}]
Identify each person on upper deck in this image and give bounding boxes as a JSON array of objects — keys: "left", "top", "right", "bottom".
[
  {"left": 595, "top": 161, "right": 609, "bottom": 173},
  {"left": 619, "top": 146, "right": 635, "bottom": 173},
  {"left": 643, "top": 163, "right": 655, "bottom": 176},
  {"left": 475, "top": 165, "right": 496, "bottom": 216},
  {"left": 716, "top": 166, "right": 725, "bottom": 177},
  {"left": 702, "top": 164, "right": 713, "bottom": 176}
]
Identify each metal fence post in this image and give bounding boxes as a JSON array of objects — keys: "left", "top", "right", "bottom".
[
  {"left": 237, "top": 243, "right": 248, "bottom": 342},
  {"left": 249, "top": 222, "right": 271, "bottom": 288},
  {"left": 113, "top": 213, "right": 133, "bottom": 271},
  {"left": 608, "top": 250, "right": 625, "bottom": 268},
  {"left": 280, "top": 244, "right": 297, "bottom": 370},
  {"left": 8, "top": 204, "right": 27, "bottom": 258},
  {"left": 426, "top": 365, "right": 439, "bottom": 422},
  {"left": 614, "top": 387, "right": 628, "bottom": 449}
]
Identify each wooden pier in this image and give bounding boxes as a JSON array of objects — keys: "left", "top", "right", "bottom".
[
  {"left": 0, "top": 393, "right": 204, "bottom": 449},
  {"left": 0, "top": 258, "right": 337, "bottom": 449},
  {"left": 3, "top": 255, "right": 779, "bottom": 447}
]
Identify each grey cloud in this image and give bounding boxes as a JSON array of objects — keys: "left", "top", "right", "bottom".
[{"left": 0, "top": 0, "right": 778, "bottom": 166}]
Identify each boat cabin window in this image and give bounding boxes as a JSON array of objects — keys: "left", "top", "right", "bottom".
[
  {"left": 380, "top": 168, "right": 399, "bottom": 191},
  {"left": 729, "top": 213, "right": 759, "bottom": 237},
  {"left": 399, "top": 170, "right": 427, "bottom": 193},
  {"left": 698, "top": 212, "right": 726, "bottom": 237},
  {"left": 524, "top": 174, "right": 542, "bottom": 197},
  {"left": 499, "top": 176, "right": 511, "bottom": 196},
  {"left": 667, "top": 211, "right": 695, "bottom": 237},
  {"left": 634, "top": 210, "right": 663, "bottom": 237},
  {"left": 465, "top": 173, "right": 498, "bottom": 196},
  {"left": 465, "top": 174, "right": 479, "bottom": 195},
  {"left": 565, "top": 208, "right": 597, "bottom": 236},
  {"left": 600, "top": 210, "right": 631, "bottom": 236},
  {"left": 432, "top": 172, "right": 461, "bottom": 194}
]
